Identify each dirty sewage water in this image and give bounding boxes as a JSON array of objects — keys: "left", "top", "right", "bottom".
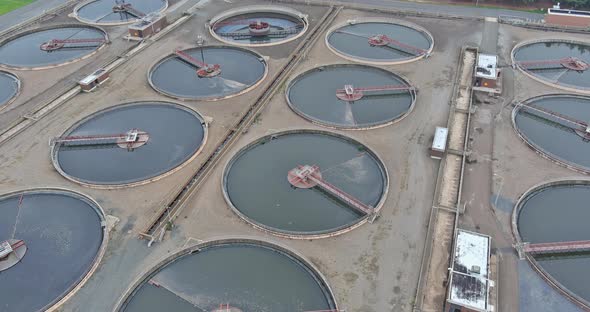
[
  {"left": 287, "top": 64, "right": 414, "bottom": 129},
  {"left": 517, "top": 183, "right": 590, "bottom": 307},
  {"left": 76, "top": 0, "right": 167, "bottom": 24},
  {"left": 149, "top": 47, "right": 266, "bottom": 100},
  {"left": 224, "top": 131, "right": 387, "bottom": 235},
  {"left": 327, "top": 21, "right": 432, "bottom": 63},
  {"left": 54, "top": 102, "right": 206, "bottom": 186},
  {"left": 0, "top": 190, "right": 104, "bottom": 312},
  {"left": 212, "top": 11, "right": 305, "bottom": 45},
  {"left": 513, "top": 41, "right": 590, "bottom": 90},
  {"left": 0, "top": 26, "right": 106, "bottom": 68},
  {"left": 120, "top": 242, "right": 337, "bottom": 311},
  {"left": 0, "top": 71, "right": 18, "bottom": 107},
  {"left": 514, "top": 95, "right": 590, "bottom": 173}
]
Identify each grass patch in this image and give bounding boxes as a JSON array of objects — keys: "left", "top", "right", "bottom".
[{"left": 0, "top": 0, "right": 36, "bottom": 16}]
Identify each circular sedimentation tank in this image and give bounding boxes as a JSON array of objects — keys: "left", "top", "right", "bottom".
[
  {"left": 512, "top": 39, "right": 590, "bottom": 93},
  {"left": 210, "top": 6, "right": 308, "bottom": 46},
  {"left": 74, "top": 0, "right": 167, "bottom": 25},
  {"left": 0, "top": 71, "right": 19, "bottom": 109},
  {"left": 513, "top": 180, "right": 590, "bottom": 309},
  {"left": 0, "top": 188, "right": 106, "bottom": 312},
  {"left": 287, "top": 64, "right": 416, "bottom": 129},
  {"left": 149, "top": 46, "right": 267, "bottom": 100},
  {"left": 52, "top": 101, "right": 207, "bottom": 187},
  {"left": 326, "top": 19, "right": 434, "bottom": 64},
  {"left": 0, "top": 25, "right": 108, "bottom": 70},
  {"left": 512, "top": 94, "right": 590, "bottom": 174},
  {"left": 223, "top": 130, "right": 388, "bottom": 238},
  {"left": 117, "top": 240, "right": 337, "bottom": 312}
]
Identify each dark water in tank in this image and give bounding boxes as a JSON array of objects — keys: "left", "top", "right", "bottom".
[
  {"left": 288, "top": 64, "right": 413, "bottom": 128},
  {"left": 517, "top": 184, "right": 590, "bottom": 305},
  {"left": 0, "top": 71, "right": 18, "bottom": 107},
  {"left": 327, "top": 22, "right": 432, "bottom": 61},
  {"left": 122, "top": 244, "right": 336, "bottom": 312},
  {"left": 213, "top": 12, "right": 303, "bottom": 44},
  {"left": 0, "top": 27, "right": 105, "bottom": 68},
  {"left": 76, "top": 0, "right": 166, "bottom": 23},
  {"left": 514, "top": 95, "right": 590, "bottom": 172},
  {"left": 150, "top": 47, "right": 266, "bottom": 99},
  {"left": 514, "top": 41, "right": 590, "bottom": 89},
  {"left": 0, "top": 191, "right": 103, "bottom": 312},
  {"left": 56, "top": 102, "right": 205, "bottom": 185},
  {"left": 224, "top": 132, "right": 386, "bottom": 234}
]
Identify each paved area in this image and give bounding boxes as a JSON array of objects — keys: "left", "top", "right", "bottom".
[
  {"left": 0, "top": 0, "right": 68, "bottom": 32},
  {"left": 0, "top": 0, "right": 588, "bottom": 311},
  {"left": 303, "top": 0, "right": 544, "bottom": 20}
]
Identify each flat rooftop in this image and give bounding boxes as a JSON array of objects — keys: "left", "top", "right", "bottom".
[
  {"left": 448, "top": 229, "right": 491, "bottom": 311},
  {"left": 475, "top": 53, "right": 497, "bottom": 80}
]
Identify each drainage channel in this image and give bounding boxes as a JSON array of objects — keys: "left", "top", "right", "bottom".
[{"left": 139, "top": 5, "right": 342, "bottom": 242}]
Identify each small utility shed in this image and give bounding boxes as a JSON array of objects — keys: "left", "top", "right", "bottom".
[
  {"left": 446, "top": 229, "right": 494, "bottom": 312},
  {"left": 430, "top": 126, "right": 448, "bottom": 159},
  {"left": 128, "top": 13, "right": 167, "bottom": 39},
  {"left": 475, "top": 54, "right": 498, "bottom": 89},
  {"left": 78, "top": 69, "right": 109, "bottom": 92}
]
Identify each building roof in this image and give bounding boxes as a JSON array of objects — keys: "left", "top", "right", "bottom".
[
  {"left": 448, "top": 229, "right": 491, "bottom": 311},
  {"left": 475, "top": 54, "right": 497, "bottom": 80},
  {"left": 129, "top": 13, "right": 165, "bottom": 31},
  {"left": 79, "top": 69, "right": 107, "bottom": 85},
  {"left": 432, "top": 126, "right": 448, "bottom": 151}
]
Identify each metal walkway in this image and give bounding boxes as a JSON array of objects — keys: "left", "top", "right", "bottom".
[
  {"left": 518, "top": 102, "right": 590, "bottom": 137},
  {"left": 368, "top": 34, "right": 426, "bottom": 56},
  {"left": 218, "top": 25, "right": 304, "bottom": 39},
  {"left": 335, "top": 30, "right": 426, "bottom": 56},
  {"left": 517, "top": 57, "right": 589, "bottom": 71},
  {"left": 40, "top": 38, "right": 106, "bottom": 51},
  {"left": 336, "top": 84, "right": 413, "bottom": 101},
  {"left": 52, "top": 129, "right": 146, "bottom": 147},
  {"left": 288, "top": 164, "right": 373, "bottom": 215},
  {"left": 524, "top": 240, "right": 590, "bottom": 254},
  {"left": 174, "top": 49, "right": 221, "bottom": 78}
]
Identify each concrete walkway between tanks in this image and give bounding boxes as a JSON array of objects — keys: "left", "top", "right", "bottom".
[{"left": 415, "top": 46, "right": 477, "bottom": 312}]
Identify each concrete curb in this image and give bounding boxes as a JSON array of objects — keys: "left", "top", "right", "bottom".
[
  {"left": 511, "top": 38, "right": 590, "bottom": 95},
  {"left": 0, "top": 23, "right": 110, "bottom": 71},
  {"left": 285, "top": 63, "right": 417, "bottom": 130},
  {"left": 0, "top": 187, "right": 108, "bottom": 312},
  {"left": 50, "top": 100, "right": 209, "bottom": 189},
  {"left": 72, "top": 0, "right": 169, "bottom": 26},
  {"left": 511, "top": 94, "right": 590, "bottom": 175},
  {"left": 220, "top": 128, "right": 390, "bottom": 239},
  {"left": 208, "top": 5, "right": 309, "bottom": 48},
  {"left": 113, "top": 237, "right": 339, "bottom": 312},
  {"left": 324, "top": 17, "right": 435, "bottom": 66},
  {"left": 511, "top": 179, "right": 590, "bottom": 311},
  {"left": 147, "top": 45, "right": 269, "bottom": 101}
]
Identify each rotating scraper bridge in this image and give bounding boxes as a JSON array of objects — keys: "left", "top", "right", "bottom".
[
  {"left": 212, "top": 19, "right": 304, "bottom": 40},
  {"left": 336, "top": 30, "right": 428, "bottom": 57},
  {"left": 515, "top": 101, "right": 590, "bottom": 140},
  {"left": 335, "top": 84, "right": 414, "bottom": 101},
  {"left": 287, "top": 164, "right": 375, "bottom": 217}
]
